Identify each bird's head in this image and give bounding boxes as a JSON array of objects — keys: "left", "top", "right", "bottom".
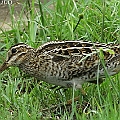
[{"left": 0, "top": 43, "right": 33, "bottom": 73}]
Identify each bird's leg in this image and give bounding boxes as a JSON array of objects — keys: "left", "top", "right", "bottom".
[
  {"left": 66, "top": 96, "right": 79, "bottom": 105},
  {"left": 66, "top": 87, "right": 87, "bottom": 105},
  {"left": 80, "top": 87, "right": 87, "bottom": 96}
]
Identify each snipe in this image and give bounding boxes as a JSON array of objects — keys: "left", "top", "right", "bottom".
[{"left": 0, "top": 41, "right": 120, "bottom": 88}]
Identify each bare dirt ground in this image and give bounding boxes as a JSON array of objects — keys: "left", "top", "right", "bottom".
[
  {"left": 0, "top": 0, "right": 51, "bottom": 31},
  {"left": 0, "top": 0, "right": 23, "bottom": 30}
]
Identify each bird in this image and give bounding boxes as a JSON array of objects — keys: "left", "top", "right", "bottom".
[{"left": 0, "top": 41, "right": 120, "bottom": 89}]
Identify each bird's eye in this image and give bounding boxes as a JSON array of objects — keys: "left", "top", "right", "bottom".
[{"left": 11, "top": 48, "right": 17, "bottom": 54}]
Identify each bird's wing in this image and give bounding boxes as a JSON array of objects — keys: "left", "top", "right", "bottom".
[{"left": 37, "top": 41, "right": 120, "bottom": 81}]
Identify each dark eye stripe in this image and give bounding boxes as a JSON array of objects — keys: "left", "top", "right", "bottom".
[
  {"left": 11, "top": 48, "right": 17, "bottom": 54},
  {"left": 7, "top": 55, "right": 12, "bottom": 62},
  {"left": 7, "top": 51, "right": 24, "bottom": 62}
]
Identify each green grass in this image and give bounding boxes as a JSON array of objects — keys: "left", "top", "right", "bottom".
[{"left": 0, "top": 0, "right": 120, "bottom": 119}]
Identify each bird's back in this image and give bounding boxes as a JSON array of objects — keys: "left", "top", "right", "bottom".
[{"left": 35, "top": 41, "right": 120, "bottom": 87}]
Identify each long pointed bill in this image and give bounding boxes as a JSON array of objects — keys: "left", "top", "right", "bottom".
[{"left": 0, "top": 62, "right": 9, "bottom": 73}]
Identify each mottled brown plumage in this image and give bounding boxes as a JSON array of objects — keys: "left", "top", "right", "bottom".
[{"left": 0, "top": 41, "right": 120, "bottom": 88}]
